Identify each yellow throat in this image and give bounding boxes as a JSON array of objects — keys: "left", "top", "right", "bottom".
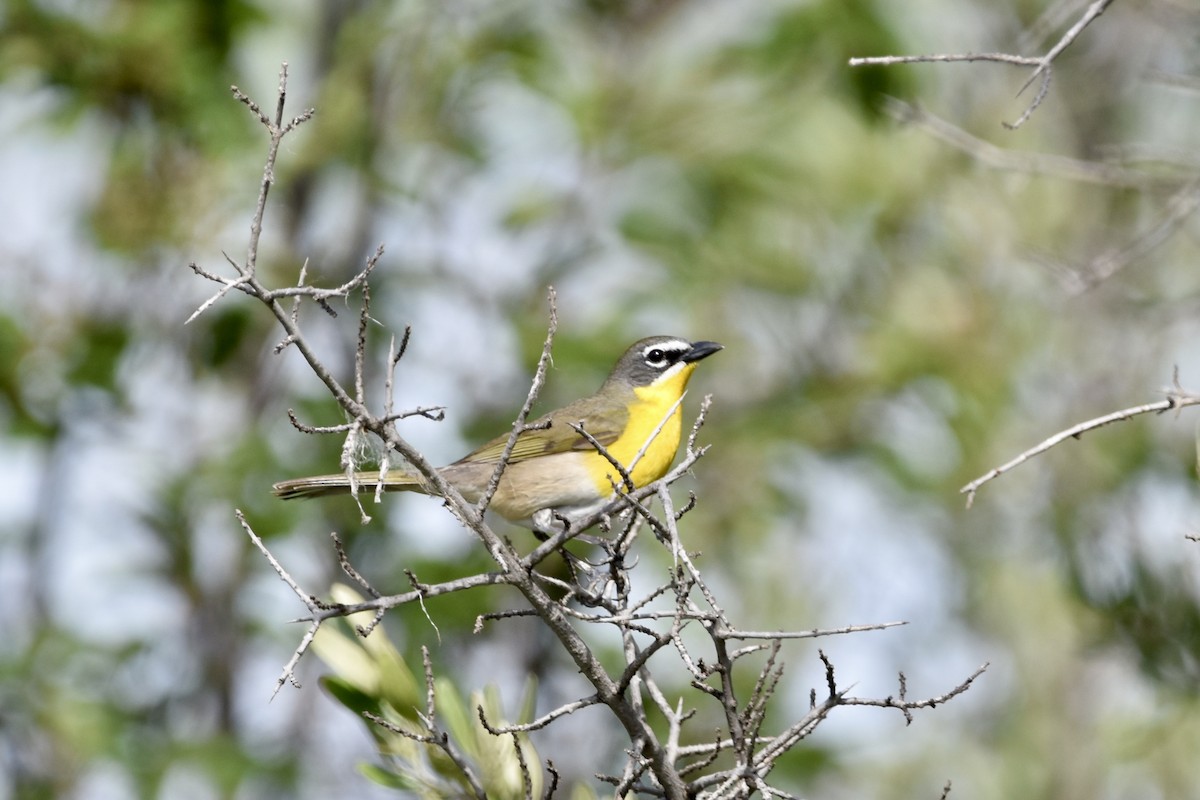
[{"left": 583, "top": 361, "right": 698, "bottom": 493}]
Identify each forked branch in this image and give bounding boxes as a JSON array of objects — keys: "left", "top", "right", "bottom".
[{"left": 849, "top": 0, "right": 1116, "bottom": 128}]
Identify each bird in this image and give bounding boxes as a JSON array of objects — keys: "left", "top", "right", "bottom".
[{"left": 272, "top": 336, "right": 722, "bottom": 530}]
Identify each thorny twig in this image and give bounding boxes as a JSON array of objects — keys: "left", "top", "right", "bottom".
[
  {"left": 962, "top": 369, "right": 1200, "bottom": 506},
  {"left": 200, "top": 66, "right": 985, "bottom": 798}
]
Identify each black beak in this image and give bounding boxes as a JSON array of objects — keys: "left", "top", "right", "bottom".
[{"left": 682, "top": 340, "right": 723, "bottom": 363}]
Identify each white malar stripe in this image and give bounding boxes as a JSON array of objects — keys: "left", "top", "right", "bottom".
[{"left": 649, "top": 360, "right": 686, "bottom": 385}]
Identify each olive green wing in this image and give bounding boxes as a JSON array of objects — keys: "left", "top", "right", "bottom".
[{"left": 453, "top": 398, "right": 629, "bottom": 465}]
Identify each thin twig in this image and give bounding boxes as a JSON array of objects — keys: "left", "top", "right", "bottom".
[
  {"left": 1066, "top": 178, "right": 1200, "bottom": 290},
  {"left": 477, "top": 695, "right": 601, "bottom": 734},
  {"left": 962, "top": 374, "right": 1200, "bottom": 506},
  {"left": 476, "top": 287, "right": 559, "bottom": 515},
  {"left": 235, "top": 510, "right": 323, "bottom": 697},
  {"left": 850, "top": 0, "right": 1117, "bottom": 128},
  {"left": 237, "top": 63, "right": 313, "bottom": 277},
  {"left": 512, "top": 731, "right": 535, "bottom": 800},
  {"left": 627, "top": 392, "right": 688, "bottom": 477},
  {"left": 1014, "top": 0, "right": 1115, "bottom": 100},
  {"left": 715, "top": 620, "right": 907, "bottom": 640},
  {"left": 569, "top": 422, "right": 635, "bottom": 491},
  {"left": 363, "top": 712, "right": 488, "bottom": 800},
  {"left": 880, "top": 99, "right": 1166, "bottom": 189},
  {"left": 286, "top": 409, "right": 352, "bottom": 434},
  {"left": 841, "top": 663, "right": 990, "bottom": 725},
  {"left": 850, "top": 52, "right": 1041, "bottom": 68},
  {"left": 330, "top": 532, "right": 384, "bottom": 637},
  {"left": 185, "top": 275, "right": 251, "bottom": 324}
]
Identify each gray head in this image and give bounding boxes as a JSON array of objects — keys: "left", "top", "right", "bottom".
[{"left": 605, "top": 336, "right": 723, "bottom": 389}]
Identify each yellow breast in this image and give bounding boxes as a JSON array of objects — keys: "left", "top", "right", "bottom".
[{"left": 582, "top": 362, "right": 697, "bottom": 494}]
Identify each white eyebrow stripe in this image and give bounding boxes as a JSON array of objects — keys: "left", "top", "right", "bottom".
[{"left": 642, "top": 339, "right": 691, "bottom": 359}]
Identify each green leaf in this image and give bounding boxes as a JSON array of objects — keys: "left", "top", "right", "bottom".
[{"left": 359, "top": 762, "right": 418, "bottom": 791}]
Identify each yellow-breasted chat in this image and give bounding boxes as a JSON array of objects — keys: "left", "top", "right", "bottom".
[{"left": 273, "top": 336, "right": 722, "bottom": 529}]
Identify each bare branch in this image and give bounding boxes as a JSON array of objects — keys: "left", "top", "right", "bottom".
[
  {"left": 880, "top": 99, "right": 1170, "bottom": 190},
  {"left": 1064, "top": 178, "right": 1200, "bottom": 290},
  {"left": 850, "top": 0, "right": 1116, "bottom": 128},
  {"left": 476, "top": 287, "right": 558, "bottom": 515},
  {"left": 841, "top": 662, "right": 990, "bottom": 725},
  {"left": 478, "top": 695, "right": 601, "bottom": 735},
  {"left": 286, "top": 409, "right": 352, "bottom": 434},
  {"left": 234, "top": 64, "right": 315, "bottom": 277},
  {"left": 235, "top": 510, "right": 324, "bottom": 697},
  {"left": 849, "top": 52, "right": 1041, "bottom": 68},
  {"left": 569, "top": 421, "right": 636, "bottom": 492},
  {"left": 272, "top": 259, "right": 309, "bottom": 353},
  {"left": 512, "top": 730, "right": 535, "bottom": 800},
  {"left": 330, "top": 532, "right": 384, "bottom": 637},
  {"left": 185, "top": 274, "right": 251, "bottom": 324},
  {"left": 543, "top": 761, "right": 560, "bottom": 800},
  {"left": 382, "top": 406, "right": 446, "bottom": 424},
  {"left": 1014, "top": 0, "right": 1115, "bottom": 99},
  {"left": 404, "top": 569, "right": 442, "bottom": 643},
  {"left": 962, "top": 373, "right": 1200, "bottom": 506},
  {"left": 715, "top": 620, "right": 908, "bottom": 640},
  {"left": 316, "top": 569, "right": 514, "bottom": 618},
  {"left": 742, "top": 642, "right": 784, "bottom": 756}
]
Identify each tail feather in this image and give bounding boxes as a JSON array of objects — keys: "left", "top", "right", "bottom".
[{"left": 272, "top": 470, "right": 424, "bottom": 500}]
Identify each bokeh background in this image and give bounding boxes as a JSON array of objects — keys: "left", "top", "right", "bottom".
[{"left": 4, "top": 0, "right": 1200, "bottom": 798}]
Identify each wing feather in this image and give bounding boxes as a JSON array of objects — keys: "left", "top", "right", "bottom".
[{"left": 453, "top": 398, "right": 629, "bottom": 465}]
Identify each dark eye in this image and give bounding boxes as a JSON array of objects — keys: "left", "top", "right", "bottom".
[{"left": 646, "top": 348, "right": 667, "bottom": 366}]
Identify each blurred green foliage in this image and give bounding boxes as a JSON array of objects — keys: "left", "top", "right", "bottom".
[{"left": 314, "top": 586, "right": 547, "bottom": 799}]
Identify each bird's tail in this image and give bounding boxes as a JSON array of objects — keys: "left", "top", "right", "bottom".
[{"left": 272, "top": 470, "right": 426, "bottom": 500}]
